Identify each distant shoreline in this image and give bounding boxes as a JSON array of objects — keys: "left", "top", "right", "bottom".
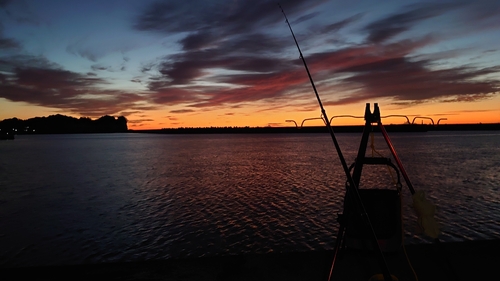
[
  {"left": 3, "top": 123, "right": 499, "bottom": 136},
  {"left": 129, "top": 123, "right": 500, "bottom": 134}
]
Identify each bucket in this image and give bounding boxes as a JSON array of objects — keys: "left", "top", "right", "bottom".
[{"left": 344, "top": 189, "right": 402, "bottom": 252}]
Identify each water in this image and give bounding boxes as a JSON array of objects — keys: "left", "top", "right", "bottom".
[{"left": 0, "top": 131, "right": 499, "bottom": 267}]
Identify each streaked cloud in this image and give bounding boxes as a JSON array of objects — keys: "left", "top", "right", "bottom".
[
  {"left": 130, "top": 0, "right": 500, "bottom": 113},
  {"left": 1, "top": 0, "right": 499, "bottom": 126},
  {"left": 362, "top": 2, "right": 459, "bottom": 43},
  {"left": 0, "top": 55, "right": 148, "bottom": 117}
]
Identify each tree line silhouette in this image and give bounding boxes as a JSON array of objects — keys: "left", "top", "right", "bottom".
[{"left": 0, "top": 114, "right": 128, "bottom": 134}]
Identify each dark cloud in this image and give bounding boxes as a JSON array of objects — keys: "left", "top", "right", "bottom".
[
  {"left": 222, "top": 33, "right": 288, "bottom": 55},
  {"left": 449, "top": 109, "right": 497, "bottom": 113},
  {"left": 306, "top": 36, "right": 436, "bottom": 76},
  {"left": 24, "top": 0, "right": 489, "bottom": 118},
  {"left": 91, "top": 64, "right": 110, "bottom": 71},
  {"left": 67, "top": 42, "right": 98, "bottom": 62},
  {"left": 15, "top": 67, "right": 101, "bottom": 88},
  {"left": 134, "top": 0, "right": 318, "bottom": 35},
  {"left": 89, "top": 63, "right": 127, "bottom": 73},
  {"left": 460, "top": 0, "right": 500, "bottom": 23},
  {"left": 128, "top": 118, "right": 154, "bottom": 124},
  {"left": 0, "top": 37, "right": 20, "bottom": 49},
  {"left": 188, "top": 78, "right": 304, "bottom": 108},
  {"left": 66, "top": 37, "right": 139, "bottom": 63},
  {"left": 331, "top": 57, "right": 499, "bottom": 105},
  {"left": 170, "top": 109, "right": 195, "bottom": 114},
  {"left": 135, "top": 0, "right": 328, "bottom": 66},
  {"left": 153, "top": 35, "right": 290, "bottom": 86},
  {"left": 1, "top": 53, "right": 52, "bottom": 67},
  {"left": 0, "top": 0, "right": 12, "bottom": 8},
  {"left": 140, "top": 62, "right": 155, "bottom": 73},
  {"left": 131, "top": 0, "right": 498, "bottom": 114},
  {"left": 0, "top": 0, "right": 40, "bottom": 24},
  {"left": 363, "top": 3, "right": 458, "bottom": 43},
  {"left": 134, "top": 1, "right": 208, "bottom": 33},
  {"left": 143, "top": 57, "right": 312, "bottom": 109},
  {"left": 157, "top": 58, "right": 206, "bottom": 85},
  {"left": 291, "top": 11, "right": 320, "bottom": 25},
  {"left": 320, "top": 13, "right": 364, "bottom": 33},
  {"left": 132, "top": 0, "right": 328, "bottom": 109},
  {"left": 179, "top": 30, "right": 219, "bottom": 51},
  {"left": 119, "top": 111, "right": 143, "bottom": 116},
  {"left": 0, "top": 22, "right": 21, "bottom": 50},
  {"left": 0, "top": 55, "right": 148, "bottom": 117},
  {"left": 150, "top": 87, "right": 199, "bottom": 105}
]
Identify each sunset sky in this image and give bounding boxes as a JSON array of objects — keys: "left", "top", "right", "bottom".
[{"left": 1, "top": 0, "right": 499, "bottom": 129}]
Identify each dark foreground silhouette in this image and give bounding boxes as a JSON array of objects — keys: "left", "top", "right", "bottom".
[
  {"left": 0, "top": 114, "right": 128, "bottom": 134},
  {"left": 0, "top": 239, "right": 498, "bottom": 281}
]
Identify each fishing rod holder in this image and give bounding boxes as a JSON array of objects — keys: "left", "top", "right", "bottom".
[
  {"left": 364, "top": 103, "right": 381, "bottom": 124},
  {"left": 338, "top": 103, "right": 405, "bottom": 252},
  {"left": 328, "top": 103, "right": 419, "bottom": 280}
]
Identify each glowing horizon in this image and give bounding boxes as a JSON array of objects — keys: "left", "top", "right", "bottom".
[{"left": 1, "top": 0, "right": 499, "bottom": 130}]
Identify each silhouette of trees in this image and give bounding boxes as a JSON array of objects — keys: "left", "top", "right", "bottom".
[{"left": 0, "top": 114, "right": 128, "bottom": 134}]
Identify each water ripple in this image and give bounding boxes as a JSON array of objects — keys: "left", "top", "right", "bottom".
[{"left": 0, "top": 132, "right": 499, "bottom": 267}]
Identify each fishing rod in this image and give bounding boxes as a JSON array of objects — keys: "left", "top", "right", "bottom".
[
  {"left": 278, "top": 4, "right": 393, "bottom": 281},
  {"left": 278, "top": 3, "right": 355, "bottom": 185}
]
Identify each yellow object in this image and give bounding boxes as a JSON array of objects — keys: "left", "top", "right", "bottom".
[{"left": 412, "top": 190, "right": 441, "bottom": 239}]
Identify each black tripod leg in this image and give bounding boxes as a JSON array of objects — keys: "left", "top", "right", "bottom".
[{"left": 327, "top": 215, "right": 346, "bottom": 281}]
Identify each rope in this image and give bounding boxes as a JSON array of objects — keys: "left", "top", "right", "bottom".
[
  {"left": 369, "top": 132, "right": 397, "bottom": 187},
  {"left": 400, "top": 188, "right": 419, "bottom": 281}
]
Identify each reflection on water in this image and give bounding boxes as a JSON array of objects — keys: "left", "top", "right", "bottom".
[{"left": 0, "top": 132, "right": 499, "bottom": 267}]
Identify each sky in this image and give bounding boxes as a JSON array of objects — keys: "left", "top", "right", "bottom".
[{"left": 1, "top": 0, "right": 499, "bottom": 129}]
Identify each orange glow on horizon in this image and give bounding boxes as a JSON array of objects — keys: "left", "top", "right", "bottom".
[
  {"left": 2, "top": 97, "right": 499, "bottom": 130},
  {"left": 126, "top": 102, "right": 500, "bottom": 130}
]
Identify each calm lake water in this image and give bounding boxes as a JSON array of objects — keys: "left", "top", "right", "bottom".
[{"left": 1, "top": 131, "right": 499, "bottom": 267}]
